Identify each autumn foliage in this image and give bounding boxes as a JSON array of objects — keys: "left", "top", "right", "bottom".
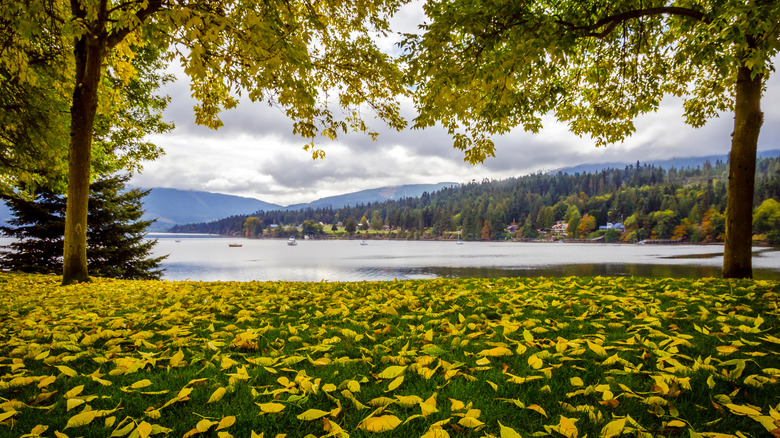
[{"left": 0, "top": 274, "right": 778, "bottom": 437}]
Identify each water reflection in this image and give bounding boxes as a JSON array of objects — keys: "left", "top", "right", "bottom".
[
  {"left": 421, "top": 263, "right": 780, "bottom": 279},
  {"left": 148, "top": 236, "right": 780, "bottom": 282}
]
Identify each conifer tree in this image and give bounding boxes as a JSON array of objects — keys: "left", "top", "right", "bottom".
[
  {"left": 0, "top": 190, "right": 64, "bottom": 273},
  {"left": 1, "top": 174, "right": 164, "bottom": 279}
]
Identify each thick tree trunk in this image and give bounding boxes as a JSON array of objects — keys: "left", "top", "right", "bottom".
[
  {"left": 62, "top": 35, "right": 104, "bottom": 285},
  {"left": 722, "top": 66, "right": 763, "bottom": 279}
]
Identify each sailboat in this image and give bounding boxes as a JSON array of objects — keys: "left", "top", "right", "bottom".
[{"left": 456, "top": 231, "right": 464, "bottom": 245}]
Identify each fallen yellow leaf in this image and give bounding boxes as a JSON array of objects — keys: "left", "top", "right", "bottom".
[
  {"left": 361, "top": 415, "right": 401, "bottom": 432},
  {"left": 208, "top": 387, "right": 227, "bottom": 404},
  {"left": 297, "top": 409, "right": 331, "bottom": 421},
  {"left": 499, "top": 421, "right": 522, "bottom": 438},
  {"left": 258, "top": 402, "right": 285, "bottom": 413}
]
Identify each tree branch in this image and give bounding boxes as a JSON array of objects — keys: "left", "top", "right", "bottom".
[
  {"left": 557, "top": 7, "right": 709, "bottom": 38},
  {"left": 105, "top": 0, "right": 165, "bottom": 48}
]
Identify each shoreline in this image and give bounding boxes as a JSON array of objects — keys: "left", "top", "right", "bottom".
[{"left": 148, "top": 232, "right": 780, "bottom": 247}]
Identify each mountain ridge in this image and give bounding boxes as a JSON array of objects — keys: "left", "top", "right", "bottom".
[
  {"left": 283, "top": 182, "right": 459, "bottom": 211},
  {"left": 141, "top": 182, "right": 459, "bottom": 231},
  {"left": 552, "top": 149, "right": 780, "bottom": 175},
  {"left": 141, "top": 188, "right": 283, "bottom": 231},
  {"left": 3, "top": 151, "right": 778, "bottom": 231}
]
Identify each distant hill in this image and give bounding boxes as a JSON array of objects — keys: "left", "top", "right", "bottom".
[
  {"left": 141, "top": 188, "right": 282, "bottom": 231},
  {"left": 141, "top": 182, "right": 459, "bottom": 231},
  {"left": 553, "top": 149, "right": 780, "bottom": 175},
  {"left": 283, "top": 182, "right": 460, "bottom": 211},
  {"left": 0, "top": 188, "right": 277, "bottom": 232}
]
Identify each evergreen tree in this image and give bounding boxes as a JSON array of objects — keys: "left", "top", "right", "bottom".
[
  {"left": 0, "top": 190, "right": 64, "bottom": 273},
  {"left": 1, "top": 174, "right": 165, "bottom": 279},
  {"left": 344, "top": 218, "right": 357, "bottom": 235}
]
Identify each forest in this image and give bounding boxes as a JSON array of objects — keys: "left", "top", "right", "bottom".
[{"left": 171, "top": 156, "right": 780, "bottom": 244}]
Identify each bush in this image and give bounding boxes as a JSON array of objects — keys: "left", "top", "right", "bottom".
[{"left": 604, "top": 228, "right": 621, "bottom": 243}]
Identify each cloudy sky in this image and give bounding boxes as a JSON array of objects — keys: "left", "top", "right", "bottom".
[{"left": 131, "top": 3, "right": 780, "bottom": 206}]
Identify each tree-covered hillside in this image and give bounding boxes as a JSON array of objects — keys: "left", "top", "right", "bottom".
[{"left": 171, "top": 156, "right": 780, "bottom": 243}]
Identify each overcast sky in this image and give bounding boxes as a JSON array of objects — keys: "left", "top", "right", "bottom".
[{"left": 131, "top": 4, "right": 780, "bottom": 206}]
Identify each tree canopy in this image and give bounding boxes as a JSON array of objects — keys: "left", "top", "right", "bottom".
[
  {"left": 1, "top": 0, "right": 409, "bottom": 283},
  {"left": 403, "top": 0, "right": 780, "bottom": 277},
  {"left": 403, "top": 0, "right": 778, "bottom": 159},
  {"left": 0, "top": 11, "right": 171, "bottom": 192}
]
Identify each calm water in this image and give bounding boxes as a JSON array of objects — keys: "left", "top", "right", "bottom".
[{"left": 148, "top": 234, "right": 780, "bottom": 282}]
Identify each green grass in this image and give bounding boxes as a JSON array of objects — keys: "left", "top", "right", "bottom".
[{"left": 0, "top": 273, "right": 779, "bottom": 437}]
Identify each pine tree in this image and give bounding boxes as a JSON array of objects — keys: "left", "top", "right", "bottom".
[
  {"left": 1, "top": 173, "right": 165, "bottom": 279},
  {"left": 0, "top": 190, "right": 64, "bottom": 273}
]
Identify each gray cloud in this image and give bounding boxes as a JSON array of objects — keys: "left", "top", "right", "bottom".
[{"left": 135, "top": 55, "right": 780, "bottom": 205}]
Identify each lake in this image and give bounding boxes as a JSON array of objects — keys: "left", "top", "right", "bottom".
[{"left": 148, "top": 234, "right": 780, "bottom": 282}]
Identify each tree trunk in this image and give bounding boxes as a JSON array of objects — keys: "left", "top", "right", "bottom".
[
  {"left": 62, "top": 35, "right": 105, "bottom": 285},
  {"left": 722, "top": 66, "right": 763, "bottom": 279}
]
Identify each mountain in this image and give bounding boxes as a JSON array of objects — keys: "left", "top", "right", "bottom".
[
  {"left": 283, "top": 182, "right": 459, "bottom": 211},
  {"left": 140, "top": 182, "right": 459, "bottom": 230},
  {"left": 0, "top": 188, "right": 278, "bottom": 232},
  {"left": 169, "top": 155, "right": 780, "bottom": 242},
  {"left": 553, "top": 149, "right": 780, "bottom": 175},
  {"left": 141, "top": 188, "right": 282, "bottom": 231}
]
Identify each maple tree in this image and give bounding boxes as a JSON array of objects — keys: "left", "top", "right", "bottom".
[
  {"left": 403, "top": 0, "right": 780, "bottom": 278},
  {"left": 1, "top": 0, "right": 407, "bottom": 284}
]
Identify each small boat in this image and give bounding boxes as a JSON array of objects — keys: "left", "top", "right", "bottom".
[
  {"left": 360, "top": 240, "right": 368, "bottom": 246},
  {"left": 287, "top": 236, "right": 297, "bottom": 246},
  {"left": 228, "top": 243, "right": 242, "bottom": 247}
]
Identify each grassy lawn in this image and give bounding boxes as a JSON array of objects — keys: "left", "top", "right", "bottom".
[{"left": 1, "top": 273, "right": 779, "bottom": 437}]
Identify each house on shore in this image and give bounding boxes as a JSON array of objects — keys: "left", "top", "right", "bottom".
[
  {"left": 551, "top": 221, "right": 568, "bottom": 235},
  {"left": 598, "top": 222, "right": 626, "bottom": 233}
]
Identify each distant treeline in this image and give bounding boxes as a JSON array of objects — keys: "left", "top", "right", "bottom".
[{"left": 170, "top": 156, "right": 780, "bottom": 243}]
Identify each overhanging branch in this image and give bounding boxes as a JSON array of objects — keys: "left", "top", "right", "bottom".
[
  {"left": 557, "top": 6, "right": 709, "bottom": 38},
  {"left": 105, "top": 0, "right": 165, "bottom": 48}
]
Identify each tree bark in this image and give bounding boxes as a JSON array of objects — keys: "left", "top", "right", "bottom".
[
  {"left": 723, "top": 66, "right": 763, "bottom": 279},
  {"left": 62, "top": 34, "right": 105, "bottom": 285}
]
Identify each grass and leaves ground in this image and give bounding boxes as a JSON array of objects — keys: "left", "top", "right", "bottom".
[{"left": 1, "top": 273, "right": 779, "bottom": 438}]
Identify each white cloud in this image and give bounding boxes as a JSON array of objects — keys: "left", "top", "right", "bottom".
[{"left": 133, "top": 36, "right": 780, "bottom": 206}]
